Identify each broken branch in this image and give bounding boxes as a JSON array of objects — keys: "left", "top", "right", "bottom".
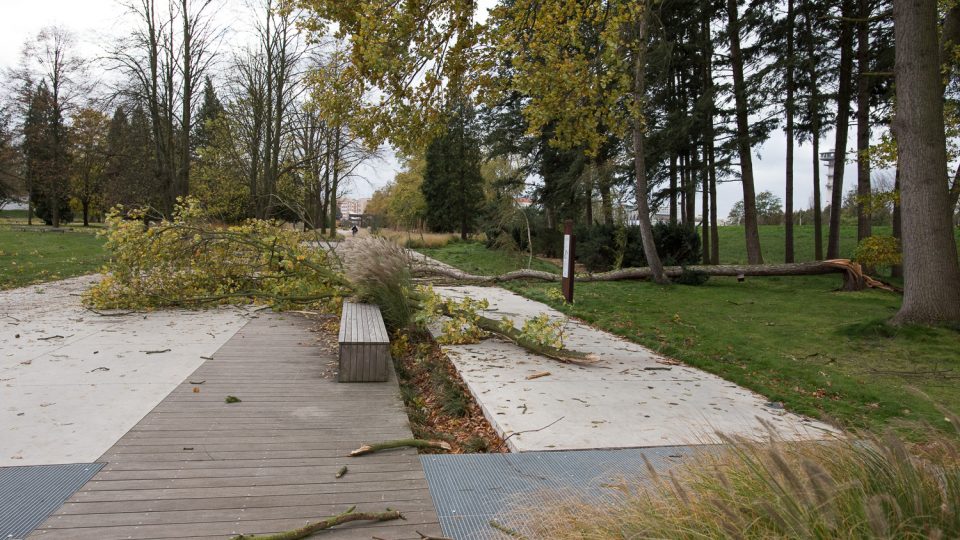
[
  {"left": 349, "top": 439, "right": 452, "bottom": 457},
  {"left": 230, "top": 506, "right": 403, "bottom": 540}
]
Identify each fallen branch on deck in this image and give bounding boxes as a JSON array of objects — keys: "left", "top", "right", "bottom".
[
  {"left": 415, "top": 259, "right": 896, "bottom": 292},
  {"left": 230, "top": 506, "right": 403, "bottom": 540},
  {"left": 350, "top": 439, "right": 452, "bottom": 456}
]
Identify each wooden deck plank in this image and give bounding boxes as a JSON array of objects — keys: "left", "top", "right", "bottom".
[{"left": 30, "top": 313, "right": 442, "bottom": 540}]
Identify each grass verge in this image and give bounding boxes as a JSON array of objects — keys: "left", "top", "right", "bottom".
[
  {"left": 418, "top": 229, "right": 960, "bottom": 438},
  {"left": 0, "top": 226, "right": 107, "bottom": 290},
  {"left": 417, "top": 240, "right": 559, "bottom": 276}
]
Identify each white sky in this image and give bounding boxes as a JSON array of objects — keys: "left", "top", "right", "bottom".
[{"left": 0, "top": 0, "right": 865, "bottom": 217}]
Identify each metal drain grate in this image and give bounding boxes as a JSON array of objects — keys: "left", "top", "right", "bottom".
[
  {"left": 421, "top": 446, "right": 706, "bottom": 539},
  {"left": 0, "top": 463, "right": 103, "bottom": 540}
]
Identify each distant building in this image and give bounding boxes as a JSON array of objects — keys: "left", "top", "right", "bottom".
[
  {"left": 515, "top": 197, "right": 533, "bottom": 208},
  {"left": 621, "top": 204, "right": 671, "bottom": 226},
  {"left": 339, "top": 198, "right": 370, "bottom": 218}
]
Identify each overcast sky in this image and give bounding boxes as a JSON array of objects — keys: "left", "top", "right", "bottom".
[{"left": 0, "top": 0, "right": 866, "bottom": 217}]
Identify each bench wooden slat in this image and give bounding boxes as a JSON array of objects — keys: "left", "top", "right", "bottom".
[{"left": 338, "top": 302, "right": 390, "bottom": 382}]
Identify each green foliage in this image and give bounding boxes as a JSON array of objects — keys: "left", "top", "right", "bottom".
[
  {"left": 674, "top": 267, "right": 709, "bottom": 286},
  {"left": 727, "top": 191, "right": 785, "bottom": 226},
  {"left": 85, "top": 197, "right": 347, "bottom": 309},
  {"left": 518, "top": 314, "right": 565, "bottom": 350},
  {"left": 853, "top": 236, "right": 902, "bottom": 270},
  {"left": 422, "top": 106, "right": 485, "bottom": 237},
  {"left": 576, "top": 223, "right": 701, "bottom": 272}
]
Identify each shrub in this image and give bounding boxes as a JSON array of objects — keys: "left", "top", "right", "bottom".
[
  {"left": 674, "top": 267, "right": 710, "bottom": 286},
  {"left": 574, "top": 222, "right": 702, "bottom": 272},
  {"left": 853, "top": 235, "right": 902, "bottom": 271}
]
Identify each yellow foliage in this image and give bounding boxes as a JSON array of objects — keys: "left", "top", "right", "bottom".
[{"left": 85, "top": 197, "right": 349, "bottom": 310}]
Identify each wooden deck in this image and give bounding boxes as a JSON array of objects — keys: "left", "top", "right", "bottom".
[{"left": 30, "top": 313, "right": 443, "bottom": 540}]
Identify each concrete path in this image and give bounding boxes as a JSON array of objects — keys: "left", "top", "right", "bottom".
[
  {"left": 0, "top": 276, "right": 251, "bottom": 466},
  {"left": 433, "top": 286, "right": 835, "bottom": 451}
]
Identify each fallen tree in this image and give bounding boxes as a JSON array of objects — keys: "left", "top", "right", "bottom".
[{"left": 413, "top": 259, "right": 898, "bottom": 292}]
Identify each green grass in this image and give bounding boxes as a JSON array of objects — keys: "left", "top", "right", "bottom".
[
  {"left": 419, "top": 227, "right": 960, "bottom": 437},
  {"left": 417, "top": 240, "right": 560, "bottom": 276},
  {"left": 0, "top": 226, "right": 108, "bottom": 289},
  {"left": 718, "top": 224, "right": 960, "bottom": 265}
]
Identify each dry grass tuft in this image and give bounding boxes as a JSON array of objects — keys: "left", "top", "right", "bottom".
[
  {"left": 375, "top": 229, "right": 465, "bottom": 249},
  {"left": 530, "top": 427, "right": 960, "bottom": 539},
  {"left": 346, "top": 236, "right": 418, "bottom": 330}
]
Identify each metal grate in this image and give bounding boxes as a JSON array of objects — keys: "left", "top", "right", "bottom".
[
  {"left": 0, "top": 463, "right": 103, "bottom": 540},
  {"left": 421, "top": 447, "right": 707, "bottom": 539}
]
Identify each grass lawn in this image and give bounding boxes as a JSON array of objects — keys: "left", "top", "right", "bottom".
[
  {"left": 417, "top": 228, "right": 960, "bottom": 437},
  {"left": 0, "top": 225, "right": 108, "bottom": 290},
  {"left": 417, "top": 240, "right": 560, "bottom": 276}
]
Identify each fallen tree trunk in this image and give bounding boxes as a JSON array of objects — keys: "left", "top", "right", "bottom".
[{"left": 414, "top": 259, "right": 889, "bottom": 292}]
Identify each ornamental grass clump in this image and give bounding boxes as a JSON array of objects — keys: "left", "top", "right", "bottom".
[
  {"left": 347, "top": 236, "right": 420, "bottom": 331},
  {"left": 86, "top": 198, "right": 349, "bottom": 310},
  {"left": 533, "top": 420, "right": 959, "bottom": 539}
]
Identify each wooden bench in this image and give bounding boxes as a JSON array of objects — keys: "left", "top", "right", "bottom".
[{"left": 338, "top": 302, "right": 391, "bottom": 382}]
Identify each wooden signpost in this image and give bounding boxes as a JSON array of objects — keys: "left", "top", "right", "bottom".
[{"left": 562, "top": 219, "right": 575, "bottom": 303}]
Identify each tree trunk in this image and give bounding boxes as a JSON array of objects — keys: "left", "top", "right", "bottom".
[
  {"left": 669, "top": 153, "right": 678, "bottom": 225},
  {"left": 179, "top": 0, "right": 193, "bottom": 204},
  {"left": 632, "top": 5, "right": 669, "bottom": 285},
  {"left": 785, "top": 0, "right": 796, "bottom": 263},
  {"left": 726, "top": 0, "right": 763, "bottom": 264},
  {"left": 891, "top": 165, "right": 902, "bottom": 278},
  {"left": 890, "top": 0, "right": 960, "bottom": 325},
  {"left": 855, "top": 0, "right": 872, "bottom": 243},
  {"left": 598, "top": 175, "right": 613, "bottom": 226},
  {"left": 701, "top": 144, "right": 710, "bottom": 264},
  {"left": 82, "top": 200, "right": 90, "bottom": 227},
  {"left": 704, "top": 15, "right": 719, "bottom": 264},
  {"left": 414, "top": 260, "right": 874, "bottom": 292},
  {"left": 804, "top": 1, "right": 824, "bottom": 260},
  {"left": 828, "top": 0, "right": 855, "bottom": 259}
]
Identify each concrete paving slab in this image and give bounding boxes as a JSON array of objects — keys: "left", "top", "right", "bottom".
[
  {"left": 433, "top": 286, "right": 835, "bottom": 451},
  {"left": 1, "top": 276, "right": 252, "bottom": 466}
]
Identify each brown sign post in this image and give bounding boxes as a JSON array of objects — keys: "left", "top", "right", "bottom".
[{"left": 561, "top": 219, "right": 575, "bottom": 303}]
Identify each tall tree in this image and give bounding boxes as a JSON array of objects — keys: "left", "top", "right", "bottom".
[
  {"left": 784, "top": 0, "right": 796, "bottom": 263},
  {"left": 422, "top": 103, "right": 484, "bottom": 239},
  {"left": 69, "top": 107, "right": 109, "bottom": 226},
  {"left": 828, "top": 0, "right": 856, "bottom": 259},
  {"left": 23, "top": 82, "right": 70, "bottom": 226},
  {"left": 725, "top": 0, "right": 764, "bottom": 264},
  {"left": 113, "top": 0, "right": 219, "bottom": 216},
  {"left": 855, "top": 0, "right": 872, "bottom": 242},
  {"left": 890, "top": 0, "right": 960, "bottom": 324}
]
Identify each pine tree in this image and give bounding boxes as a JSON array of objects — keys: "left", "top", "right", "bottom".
[
  {"left": 23, "top": 81, "right": 71, "bottom": 226},
  {"left": 422, "top": 103, "right": 485, "bottom": 239},
  {"left": 193, "top": 76, "right": 225, "bottom": 157}
]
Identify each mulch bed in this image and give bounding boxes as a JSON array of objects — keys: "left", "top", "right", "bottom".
[{"left": 311, "top": 315, "right": 504, "bottom": 454}]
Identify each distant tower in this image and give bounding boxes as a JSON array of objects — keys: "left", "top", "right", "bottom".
[{"left": 820, "top": 151, "right": 835, "bottom": 191}]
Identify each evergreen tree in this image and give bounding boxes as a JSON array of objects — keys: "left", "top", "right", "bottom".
[
  {"left": 193, "top": 77, "right": 225, "bottom": 157},
  {"left": 422, "top": 103, "right": 485, "bottom": 239},
  {"left": 23, "top": 81, "right": 71, "bottom": 226}
]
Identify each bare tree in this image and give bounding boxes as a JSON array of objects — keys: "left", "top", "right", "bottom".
[
  {"left": 10, "top": 26, "right": 91, "bottom": 227},
  {"left": 110, "top": 0, "right": 221, "bottom": 216}
]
